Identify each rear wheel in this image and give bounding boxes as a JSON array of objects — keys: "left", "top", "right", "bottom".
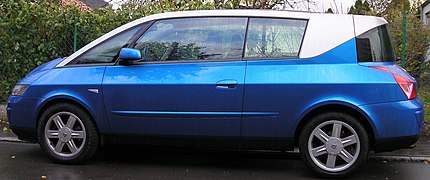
[
  {"left": 299, "top": 112, "right": 369, "bottom": 178},
  {"left": 37, "top": 103, "right": 99, "bottom": 164}
]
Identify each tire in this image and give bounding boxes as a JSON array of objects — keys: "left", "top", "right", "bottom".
[
  {"left": 37, "top": 103, "right": 99, "bottom": 164},
  {"left": 298, "top": 112, "right": 369, "bottom": 178}
]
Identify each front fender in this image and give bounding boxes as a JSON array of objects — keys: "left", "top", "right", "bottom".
[{"left": 35, "top": 93, "right": 110, "bottom": 134}]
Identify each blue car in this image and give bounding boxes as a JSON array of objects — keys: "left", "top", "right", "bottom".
[{"left": 7, "top": 10, "right": 423, "bottom": 178}]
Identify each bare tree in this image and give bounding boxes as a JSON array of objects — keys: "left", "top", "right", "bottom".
[{"left": 113, "top": 0, "right": 305, "bottom": 10}]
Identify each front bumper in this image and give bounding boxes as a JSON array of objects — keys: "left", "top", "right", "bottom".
[
  {"left": 7, "top": 96, "right": 41, "bottom": 142},
  {"left": 359, "top": 98, "right": 424, "bottom": 152}
]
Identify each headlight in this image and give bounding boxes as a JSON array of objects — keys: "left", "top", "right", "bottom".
[{"left": 11, "top": 84, "right": 29, "bottom": 96}]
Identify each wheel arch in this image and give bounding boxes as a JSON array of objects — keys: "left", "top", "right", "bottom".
[
  {"left": 294, "top": 102, "right": 376, "bottom": 150},
  {"left": 36, "top": 96, "right": 100, "bottom": 135}
]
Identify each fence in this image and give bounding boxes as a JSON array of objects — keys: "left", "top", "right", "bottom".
[
  {"left": 1, "top": 0, "right": 430, "bottom": 104},
  {"left": 57, "top": 22, "right": 95, "bottom": 57},
  {"left": 0, "top": 0, "right": 138, "bottom": 102}
]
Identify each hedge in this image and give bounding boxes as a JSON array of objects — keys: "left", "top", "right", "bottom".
[
  {"left": 0, "top": 0, "right": 215, "bottom": 102},
  {"left": 1, "top": 0, "right": 429, "bottom": 102}
]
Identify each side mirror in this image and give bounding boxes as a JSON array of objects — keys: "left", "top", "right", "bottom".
[{"left": 119, "top": 48, "right": 141, "bottom": 61}]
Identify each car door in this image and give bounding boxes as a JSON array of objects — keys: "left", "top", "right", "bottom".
[
  {"left": 103, "top": 17, "right": 248, "bottom": 137},
  {"left": 60, "top": 23, "right": 147, "bottom": 133},
  {"left": 241, "top": 18, "right": 308, "bottom": 138}
]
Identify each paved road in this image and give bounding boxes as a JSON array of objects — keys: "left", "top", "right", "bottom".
[{"left": 1, "top": 141, "right": 429, "bottom": 180}]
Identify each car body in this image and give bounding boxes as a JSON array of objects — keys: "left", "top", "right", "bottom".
[{"left": 7, "top": 10, "right": 424, "bottom": 178}]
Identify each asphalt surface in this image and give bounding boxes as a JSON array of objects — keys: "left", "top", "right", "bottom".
[
  {"left": 0, "top": 122, "right": 17, "bottom": 141},
  {"left": 1, "top": 141, "right": 430, "bottom": 180}
]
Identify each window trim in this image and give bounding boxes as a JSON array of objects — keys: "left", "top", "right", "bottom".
[
  {"left": 242, "top": 17, "right": 308, "bottom": 61},
  {"left": 60, "top": 62, "right": 116, "bottom": 68},
  {"left": 63, "top": 16, "right": 309, "bottom": 67},
  {"left": 63, "top": 22, "right": 152, "bottom": 67},
  {"left": 126, "top": 21, "right": 156, "bottom": 47},
  {"left": 114, "top": 20, "right": 156, "bottom": 65},
  {"left": 241, "top": 17, "right": 251, "bottom": 59},
  {"left": 122, "top": 16, "right": 249, "bottom": 65},
  {"left": 126, "top": 58, "right": 245, "bottom": 65},
  {"left": 356, "top": 24, "right": 395, "bottom": 62},
  {"left": 56, "top": 11, "right": 314, "bottom": 68},
  {"left": 117, "top": 16, "right": 308, "bottom": 66}
]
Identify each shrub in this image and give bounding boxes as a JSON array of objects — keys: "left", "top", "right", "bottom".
[{"left": 0, "top": 0, "right": 215, "bottom": 102}]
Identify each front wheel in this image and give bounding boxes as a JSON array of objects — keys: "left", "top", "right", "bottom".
[
  {"left": 37, "top": 103, "right": 99, "bottom": 164},
  {"left": 299, "top": 112, "right": 369, "bottom": 178}
]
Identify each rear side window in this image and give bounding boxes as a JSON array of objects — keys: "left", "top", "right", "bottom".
[
  {"left": 356, "top": 25, "right": 395, "bottom": 62},
  {"left": 133, "top": 17, "right": 247, "bottom": 62},
  {"left": 245, "top": 18, "right": 307, "bottom": 59}
]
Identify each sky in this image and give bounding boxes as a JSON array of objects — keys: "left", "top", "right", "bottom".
[{"left": 106, "top": 0, "right": 357, "bottom": 14}]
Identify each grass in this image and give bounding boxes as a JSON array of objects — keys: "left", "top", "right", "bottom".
[
  {"left": 0, "top": 104, "right": 7, "bottom": 123},
  {"left": 419, "top": 86, "right": 430, "bottom": 122}
]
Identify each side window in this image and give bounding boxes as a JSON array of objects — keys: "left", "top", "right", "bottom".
[
  {"left": 68, "top": 25, "right": 142, "bottom": 65},
  {"left": 356, "top": 25, "right": 395, "bottom": 62},
  {"left": 245, "top": 18, "right": 307, "bottom": 59},
  {"left": 133, "top": 17, "right": 247, "bottom": 62}
]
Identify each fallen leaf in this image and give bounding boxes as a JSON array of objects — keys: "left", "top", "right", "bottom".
[{"left": 41, "top": 175, "right": 47, "bottom": 179}]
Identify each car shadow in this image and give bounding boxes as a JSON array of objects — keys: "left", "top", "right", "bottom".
[{"left": 4, "top": 142, "right": 415, "bottom": 180}]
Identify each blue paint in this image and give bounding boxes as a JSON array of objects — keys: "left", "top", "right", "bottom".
[
  {"left": 103, "top": 61, "right": 246, "bottom": 136},
  {"left": 119, "top": 48, "right": 142, "bottom": 60},
  {"left": 111, "top": 110, "right": 278, "bottom": 118},
  {"left": 7, "top": 37, "right": 423, "bottom": 151},
  {"left": 18, "top": 58, "right": 64, "bottom": 84}
]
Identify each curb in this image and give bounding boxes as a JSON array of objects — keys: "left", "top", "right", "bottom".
[
  {"left": 370, "top": 155, "right": 430, "bottom": 162},
  {"left": 0, "top": 137, "right": 22, "bottom": 142}
]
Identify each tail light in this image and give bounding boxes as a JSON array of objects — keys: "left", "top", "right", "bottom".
[
  {"left": 393, "top": 74, "right": 417, "bottom": 100},
  {"left": 369, "top": 66, "right": 417, "bottom": 100},
  {"left": 369, "top": 66, "right": 390, "bottom": 72}
]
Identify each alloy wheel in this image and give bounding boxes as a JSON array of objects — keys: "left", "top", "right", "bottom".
[
  {"left": 44, "top": 112, "right": 86, "bottom": 157},
  {"left": 307, "top": 120, "right": 360, "bottom": 172}
]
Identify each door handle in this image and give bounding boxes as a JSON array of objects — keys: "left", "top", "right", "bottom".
[{"left": 216, "top": 79, "right": 238, "bottom": 89}]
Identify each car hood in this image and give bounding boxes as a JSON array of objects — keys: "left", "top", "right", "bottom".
[{"left": 19, "top": 58, "right": 64, "bottom": 84}]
